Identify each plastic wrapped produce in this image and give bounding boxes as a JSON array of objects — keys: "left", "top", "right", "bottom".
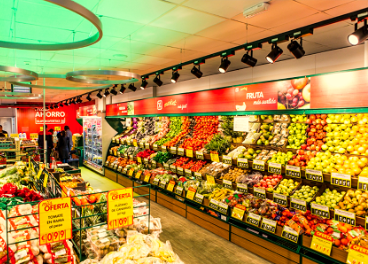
[{"left": 236, "top": 171, "right": 263, "bottom": 187}]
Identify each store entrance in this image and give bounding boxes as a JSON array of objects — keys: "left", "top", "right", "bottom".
[{"left": 0, "top": 117, "right": 14, "bottom": 135}]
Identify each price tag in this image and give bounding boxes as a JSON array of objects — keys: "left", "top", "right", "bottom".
[
  {"left": 334, "top": 209, "right": 356, "bottom": 226},
  {"left": 185, "top": 169, "right": 192, "bottom": 177},
  {"left": 194, "top": 193, "right": 204, "bottom": 204},
  {"left": 305, "top": 169, "right": 323, "bottom": 182},
  {"left": 253, "top": 187, "right": 266, "bottom": 199},
  {"left": 252, "top": 160, "right": 265, "bottom": 171},
  {"left": 152, "top": 178, "right": 160, "bottom": 186},
  {"left": 122, "top": 168, "right": 128, "bottom": 174},
  {"left": 231, "top": 204, "right": 246, "bottom": 221},
  {"left": 170, "top": 164, "right": 177, "bottom": 174},
  {"left": 145, "top": 143, "right": 150, "bottom": 149},
  {"left": 161, "top": 146, "right": 167, "bottom": 152},
  {"left": 285, "top": 165, "right": 301, "bottom": 178},
  {"left": 237, "top": 158, "right": 248, "bottom": 169},
  {"left": 195, "top": 172, "right": 202, "bottom": 180},
  {"left": 133, "top": 139, "right": 138, "bottom": 147},
  {"left": 120, "top": 139, "right": 126, "bottom": 144},
  {"left": 139, "top": 141, "right": 144, "bottom": 148},
  {"left": 143, "top": 158, "right": 149, "bottom": 164},
  {"left": 222, "top": 155, "right": 232, "bottom": 165},
  {"left": 273, "top": 193, "right": 288, "bottom": 206},
  {"left": 281, "top": 226, "right": 299, "bottom": 243},
  {"left": 260, "top": 218, "right": 277, "bottom": 233},
  {"left": 117, "top": 166, "right": 123, "bottom": 172},
  {"left": 237, "top": 183, "right": 248, "bottom": 193},
  {"left": 196, "top": 151, "right": 204, "bottom": 160},
  {"left": 246, "top": 212, "right": 261, "bottom": 227},
  {"left": 105, "top": 161, "right": 110, "bottom": 166},
  {"left": 206, "top": 175, "right": 215, "bottom": 184},
  {"left": 186, "top": 187, "right": 196, "bottom": 200},
  {"left": 113, "top": 164, "right": 118, "bottom": 170},
  {"left": 358, "top": 176, "right": 368, "bottom": 191},
  {"left": 209, "top": 199, "right": 219, "bottom": 211},
  {"left": 109, "top": 149, "right": 113, "bottom": 155},
  {"left": 210, "top": 152, "right": 219, "bottom": 162},
  {"left": 167, "top": 180, "right": 176, "bottom": 192},
  {"left": 177, "top": 167, "right": 184, "bottom": 176},
  {"left": 153, "top": 144, "right": 158, "bottom": 151},
  {"left": 137, "top": 157, "right": 142, "bottom": 163},
  {"left": 127, "top": 139, "right": 132, "bottom": 146},
  {"left": 159, "top": 180, "right": 166, "bottom": 189},
  {"left": 178, "top": 148, "right": 185, "bottom": 156},
  {"left": 218, "top": 202, "right": 229, "bottom": 215},
  {"left": 186, "top": 149, "right": 193, "bottom": 158},
  {"left": 311, "top": 203, "right": 330, "bottom": 219},
  {"left": 331, "top": 172, "right": 351, "bottom": 187},
  {"left": 151, "top": 160, "right": 157, "bottom": 169},
  {"left": 347, "top": 245, "right": 368, "bottom": 264},
  {"left": 128, "top": 168, "right": 134, "bottom": 177},
  {"left": 135, "top": 170, "right": 142, "bottom": 179},
  {"left": 107, "top": 188, "right": 133, "bottom": 230},
  {"left": 268, "top": 162, "right": 282, "bottom": 174},
  {"left": 175, "top": 186, "right": 183, "bottom": 196},
  {"left": 222, "top": 179, "right": 233, "bottom": 189},
  {"left": 163, "top": 163, "right": 170, "bottom": 171},
  {"left": 170, "top": 147, "right": 177, "bottom": 155},
  {"left": 310, "top": 231, "right": 333, "bottom": 256},
  {"left": 39, "top": 197, "right": 72, "bottom": 245},
  {"left": 144, "top": 173, "right": 151, "bottom": 182},
  {"left": 290, "top": 197, "right": 307, "bottom": 212}
]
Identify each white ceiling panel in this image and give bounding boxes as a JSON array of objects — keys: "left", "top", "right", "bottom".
[
  {"left": 171, "top": 35, "right": 235, "bottom": 53},
  {"left": 324, "top": 0, "right": 368, "bottom": 17},
  {"left": 295, "top": 0, "right": 356, "bottom": 11},
  {"left": 131, "top": 25, "right": 190, "bottom": 46}
]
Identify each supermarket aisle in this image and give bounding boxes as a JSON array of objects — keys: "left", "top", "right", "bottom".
[{"left": 81, "top": 167, "right": 271, "bottom": 264}]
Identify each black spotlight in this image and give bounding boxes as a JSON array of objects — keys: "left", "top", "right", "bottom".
[
  {"left": 266, "top": 43, "right": 283, "bottom": 63},
  {"left": 103, "top": 88, "right": 110, "bottom": 97},
  {"left": 128, "top": 83, "right": 137, "bottom": 92},
  {"left": 191, "top": 65, "right": 203, "bottom": 78},
  {"left": 86, "top": 93, "right": 92, "bottom": 101},
  {"left": 140, "top": 78, "right": 148, "bottom": 89},
  {"left": 55, "top": 104, "right": 59, "bottom": 109},
  {"left": 218, "top": 57, "right": 231, "bottom": 73},
  {"left": 241, "top": 50, "right": 257, "bottom": 67},
  {"left": 171, "top": 70, "right": 180, "bottom": 83},
  {"left": 45, "top": 106, "right": 49, "bottom": 111},
  {"left": 119, "top": 84, "right": 126, "bottom": 94},
  {"left": 71, "top": 98, "right": 76, "bottom": 104},
  {"left": 97, "top": 90, "right": 103, "bottom": 99},
  {"left": 348, "top": 21, "right": 368, "bottom": 45},
  {"left": 153, "top": 74, "right": 163, "bottom": 86},
  {"left": 77, "top": 97, "right": 83, "bottom": 103},
  {"left": 111, "top": 86, "right": 118, "bottom": 95},
  {"left": 287, "top": 38, "right": 305, "bottom": 59},
  {"left": 50, "top": 105, "right": 54, "bottom": 110},
  {"left": 59, "top": 102, "right": 64, "bottom": 107}
]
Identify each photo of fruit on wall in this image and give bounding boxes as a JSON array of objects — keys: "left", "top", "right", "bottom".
[{"left": 277, "top": 77, "right": 310, "bottom": 109}]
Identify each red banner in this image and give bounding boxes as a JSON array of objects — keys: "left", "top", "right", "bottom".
[
  {"left": 106, "top": 103, "right": 128, "bottom": 116},
  {"left": 78, "top": 105, "right": 97, "bottom": 117}
]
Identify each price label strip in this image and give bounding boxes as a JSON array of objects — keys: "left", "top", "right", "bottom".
[
  {"left": 177, "top": 167, "right": 184, "bottom": 176},
  {"left": 218, "top": 202, "right": 229, "bottom": 215},
  {"left": 281, "top": 226, "right": 299, "bottom": 243},
  {"left": 175, "top": 186, "right": 183, "bottom": 196},
  {"left": 358, "top": 176, "right": 368, "bottom": 191},
  {"left": 196, "top": 151, "right": 204, "bottom": 160},
  {"left": 107, "top": 188, "right": 133, "bottom": 230},
  {"left": 145, "top": 143, "right": 150, "bottom": 149},
  {"left": 167, "top": 180, "right": 175, "bottom": 192},
  {"left": 128, "top": 168, "right": 134, "bottom": 177},
  {"left": 222, "top": 155, "right": 232, "bottom": 165},
  {"left": 310, "top": 231, "right": 333, "bottom": 256},
  {"left": 163, "top": 163, "right": 170, "bottom": 171},
  {"left": 143, "top": 158, "right": 149, "bottom": 164},
  {"left": 194, "top": 172, "right": 202, "bottom": 180},
  {"left": 246, "top": 212, "right": 261, "bottom": 227},
  {"left": 285, "top": 165, "right": 301, "bottom": 178},
  {"left": 347, "top": 245, "right": 368, "bottom": 264},
  {"left": 135, "top": 171, "right": 142, "bottom": 180},
  {"left": 268, "top": 162, "right": 282, "bottom": 174},
  {"left": 334, "top": 209, "right": 356, "bottom": 226},
  {"left": 117, "top": 166, "right": 122, "bottom": 172},
  {"left": 194, "top": 193, "right": 204, "bottom": 204},
  {"left": 153, "top": 144, "right": 158, "bottom": 151},
  {"left": 122, "top": 168, "right": 128, "bottom": 175},
  {"left": 133, "top": 139, "right": 138, "bottom": 147},
  {"left": 273, "top": 193, "right": 288, "bottom": 206},
  {"left": 185, "top": 169, "right": 192, "bottom": 177},
  {"left": 186, "top": 149, "right": 193, "bottom": 158},
  {"left": 139, "top": 142, "right": 144, "bottom": 148},
  {"left": 144, "top": 173, "right": 151, "bottom": 183},
  {"left": 237, "top": 183, "right": 248, "bottom": 194},
  {"left": 209, "top": 199, "right": 219, "bottom": 211},
  {"left": 311, "top": 203, "right": 330, "bottom": 219},
  {"left": 159, "top": 181, "right": 166, "bottom": 189},
  {"left": 39, "top": 197, "right": 72, "bottom": 245},
  {"left": 177, "top": 148, "right": 185, "bottom": 156},
  {"left": 331, "top": 172, "right": 351, "bottom": 187},
  {"left": 290, "top": 197, "right": 307, "bottom": 212},
  {"left": 252, "top": 160, "right": 265, "bottom": 171},
  {"left": 152, "top": 178, "right": 160, "bottom": 186},
  {"left": 305, "top": 169, "right": 323, "bottom": 182},
  {"left": 210, "top": 152, "right": 220, "bottom": 162},
  {"left": 222, "top": 179, "right": 233, "bottom": 189},
  {"left": 151, "top": 160, "right": 157, "bottom": 169},
  {"left": 137, "top": 157, "right": 142, "bottom": 164},
  {"left": 253, "top": 187, "right": 266, "bottom": 199},
  {"left": 237, "top": 158, "right": 248, "bottom": 169},
  {"left": 260, "top": 218, "right": 277, "bottom": 233},
  {"left": 170, "top": 165, "right": 177, "bottom": 174},
  {"left": 231, "top": 204, "right": 246, "bottom": 221},
  {"left": 186, "top": 187, "right": 196, "bottom": 200},
  {"left": 161, "top": 146, "right": 167, "bottom": 152},
  {"left": 170, "top": 147, "right": 177, "bottom": 155}
]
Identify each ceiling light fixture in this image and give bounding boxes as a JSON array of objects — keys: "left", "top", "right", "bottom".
[
  {"left": 77, "top": 97, "right": 83, "bottom": 103},
  {"left": 50, "top": 105, "right": 54, "bottom": 110},
  {"left": 219, "top": 57, "right": 231, "bottom": 73},
  {"left": 140, "top": 77, "right": 148, "bottom": 89},
  {"left": 153, "top": 74, "right": 163, "bottom": 86},
  {"left": 287, "top": 38, "right": 305, "bottom": 59},
  {"left": 55, "top": 104, "right": 59, "bottom": 109},
  {"left": 59, "top": 102, "right": 64, "bottom": 107},
  {"left": 128, "top": 83, "right": 137, "bottom": 92},
  {"left": 97, "top": 90, "right": 103, "bottom": 99},
  {"left": 103, "top": 88, "right": 110, "bottom": 97},
  {"left": 348, "top": 20, "right": 368, "bottom": 45},
  {"left": 191, "top": 65, "right": 203, "bottom": 78},
  {"left": 71, "top": 98, "right": 76, "bottom": 104},
  {"left": 110, "top": 86, "right": 118, "bottom": 95},
  {"left": 86, "top": 93, "right": 92, "bottom": 101},
  {"left": 119, "top": 84, "right": 126, "bottom": 94},
  {"left": 171, "top": 70, "right": 180, "bottom": 83},
  {"left": 266, "top": 43, "right": 283, "bottom": 63},
  {"left": 241, "top": 49, "right": 257, "bottom": 67}
]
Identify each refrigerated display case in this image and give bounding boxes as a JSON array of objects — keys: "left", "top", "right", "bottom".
[{"left": 83, "top": 117, "right": 104, "bottom": 174}]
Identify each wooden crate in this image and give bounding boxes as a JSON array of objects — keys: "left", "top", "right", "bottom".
[
  {"left": 105, "top": 169, "right": 117, "bottom": 182},
  {"left": 231, "top": 226, "right": 299, "bottom": 264},
  {"left": 157, "top": 192, "right": 186, "bottom": 217},
  {"left": 133, "top": 185, "right": 156, "bottom": 202},
  {"left": 117, "top": 174, "right": 133, "bottom": 188},
  {"left": 186, "top": 206, "right": 229, "bottom": 240}
]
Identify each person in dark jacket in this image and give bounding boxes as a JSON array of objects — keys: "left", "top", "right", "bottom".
[
  {"left": 57, "top": 130, "right": 69, "bottom": 163},
  {"left": 38, "top": 125, "right": 53, "bottom": 163}
]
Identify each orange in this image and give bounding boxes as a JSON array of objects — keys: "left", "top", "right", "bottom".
[
  {"left": 352, "top": 151, "right": 360, "bottom": 155},
  {"left": 357, "top": 114, "right": 364, "bottom": 119},
  {"left": 351, "top": 156, "right": 359, "bottom": 162},
  {"left": 358, "top": 146, "right": 366, "bottom": 153},
  {"left": 342, "top": 155, "right": 348, "bottom": 160},
  {"left": 361, "top": 157, "right": 368, "bottom": 164},
  {"left": 343, "top": 163, "right": 351, "bottom": 169},
  {"left": 352, "top": 138, "right": 359, "bottom": 145},
  {"left": 336, "top": 158, "right": 344, "bottom": 165},
  {"left": 350, "top": 130, "right": 358, "bottom": 136},
  {"left": 352, "top": 125, "right": 359, "bottom": 131},
  {"left": 360, "top": 127, "right": 366, "bottom": 134},
  {"left": 350, "top": 162, "right": 358, "bottom": 168},
  {"left": 351, "top": 116, "right": 358, "bottom": 123},
  {"left": 338, "top": 168, "right": 346, "bottom": 174},
  {"left": 354, "top": 145, "right": 361, "bottom": 151},
  {"left": 345, "top": 169, "right": 354, "bottom": 176},
  {"left": 334, "top": 164, "right": 342, "bottom": 170},
  {"left": 358, "top": 160, "right": 366, "bottom": 168},
  {"left": 347, "top": 145, "right": 354, "bottom": 152},
  {"left": 353, "top": 167, "right": 362, "bottom": 175},
  {"left": 356, "top": 134, "right": 363, "bottom": 139}
]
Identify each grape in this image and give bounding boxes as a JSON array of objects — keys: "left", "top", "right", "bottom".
[
  {"left": 280, "top": 95, "right": 286, "bottom": 100},
  {"left": 292, "top": 102, "right": 297, "bottom": 107},
  {"left": 292, "top": 97, "right": 298, "bottom": 103},
  {"left": 298, "top": 92, "right": 303, "bottom": 98},
  {"left": 287, "top": 88, "right": 294, "bottom": 94},
  {"left": 278, "top": 91, "right": 283, "bottom": 97},
  {"left": 292, "top": 89, "right": 298, "bottom": 97},
  {"left": 286, "top": 94, "right": 292, "bottom": 100},
  {"left": 298, "top": 100, "right": 305, "bottom": 107}
]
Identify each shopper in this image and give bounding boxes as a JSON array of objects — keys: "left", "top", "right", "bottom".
[
  {"left": 0, "top": 126, "right": 8, "bottom": 137},
  {"left": 38, "top": 125, "right": 53, "bottom": 164},
  {"left": 64, "top": 126, "right": 73, "bottom": 154},
  {"left": 57, "top": 130, "right": 69, "bottom": 163}
]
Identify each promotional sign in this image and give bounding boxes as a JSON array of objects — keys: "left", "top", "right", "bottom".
[
  {"left": 38, "top": 197, "right": 72, "bottom": 245},
  {"left": 347, "top": 245, "right": 368, "bottom": 264},
  {"left": 107, "top": 188, "right": 134, "bottom": 230},
  {"left": 310, "top": 231, "right": 333, "bottom": 256},
  {"left": 78, "top": 105, "right": 97, "bottom": 117},
  {"left": 35, "top": 108, "right": 66, "bottom": 125}
]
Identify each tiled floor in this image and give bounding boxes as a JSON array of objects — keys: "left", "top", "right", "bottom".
[{"left": 81, "top": 166, "right": 271, "bottom": 264}]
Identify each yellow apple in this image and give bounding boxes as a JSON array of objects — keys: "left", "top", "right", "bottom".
[{"left": 302, "top": 83, "right": 311, "bottom": 102}]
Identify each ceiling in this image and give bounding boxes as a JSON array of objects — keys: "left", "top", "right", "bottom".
[{"left": 0, "top": 0, "right": 367, "bottom": 104}]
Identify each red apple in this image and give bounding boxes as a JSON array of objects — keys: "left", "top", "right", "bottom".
[
  {"left": 310, "top": 115, "right": 316, "bottom": 121},
  {"left": 288, "top": 160, "right": 295, "bottom": 165},
  {"left": 321, "top": 114, "right": 327, "bottom": 120},
  {"left": 316, "top": 146, "right": 321, "bottom": 151},
  {"left": 301, "top": 144, "right": 307, "bottom": 150}
]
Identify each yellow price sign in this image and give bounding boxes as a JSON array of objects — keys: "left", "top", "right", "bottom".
[
  {"left": 186, "top": 149, "right": 193, "bottom": 158},
  {"left": 144, "top": 173, "right": 151, "bottom": 182},
  {"left": 167, "top": 180, "right": 176, "bottom": 192},
  {"left": 107, "top": 188, "right": 133, "bottom": 230},
  {"left": 210, "top": 152, "right": 219, "bottom": 162},
  {"left": 39, "top": 197, "right": 72, "bottom": 245},
  {"left": 135, "top": 170, "right": 142, "bottom": 179},
  {"left": 231, "top": 204, "right": 246, "bottom": 221},
  {"left": 310, "top": 231, "right": 333, "bottom": 256},
  {"left": 133, "top": 139, "right": 138, "bottom": 147},
  {"left": 10, "top": 134, "right": 19, "bottom": 138},
  {"left": 128, "top": 168, "right": 134, "bottom": 177},
  {"left": 186, "top": 187, "right": 196, "bottom": 200},
  {"left": 347, "top": 244, "right": 368, "bottom": 264},
  {"left": 137, "top": 157, "right": 142, "bottom": 163},
  {"left": 206, "top": 174, "right": 215, "bottom": 184}
]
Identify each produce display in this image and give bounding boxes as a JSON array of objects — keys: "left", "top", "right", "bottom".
[
  {"left": 313, "top": 188, "right": 345, "bottom": 209},
  {"left": 287, "top": 119, "right": 308, "bottom": 149},
  {"left": 274, "top": 178, "right": 299, "bottom": 196},
  {"left": 253, "top": 174, "right": 282, "bottom": 192},
  {"left": 291, "top": 185, "right": 319, "bottom": 202}
]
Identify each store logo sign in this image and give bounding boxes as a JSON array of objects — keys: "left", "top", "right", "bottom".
[
  {"left": 35, "top": 108, "right": 66, "bottom": 124},
  {"left": 157, "top": 100, "right": 163, "bottom": 110}
]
